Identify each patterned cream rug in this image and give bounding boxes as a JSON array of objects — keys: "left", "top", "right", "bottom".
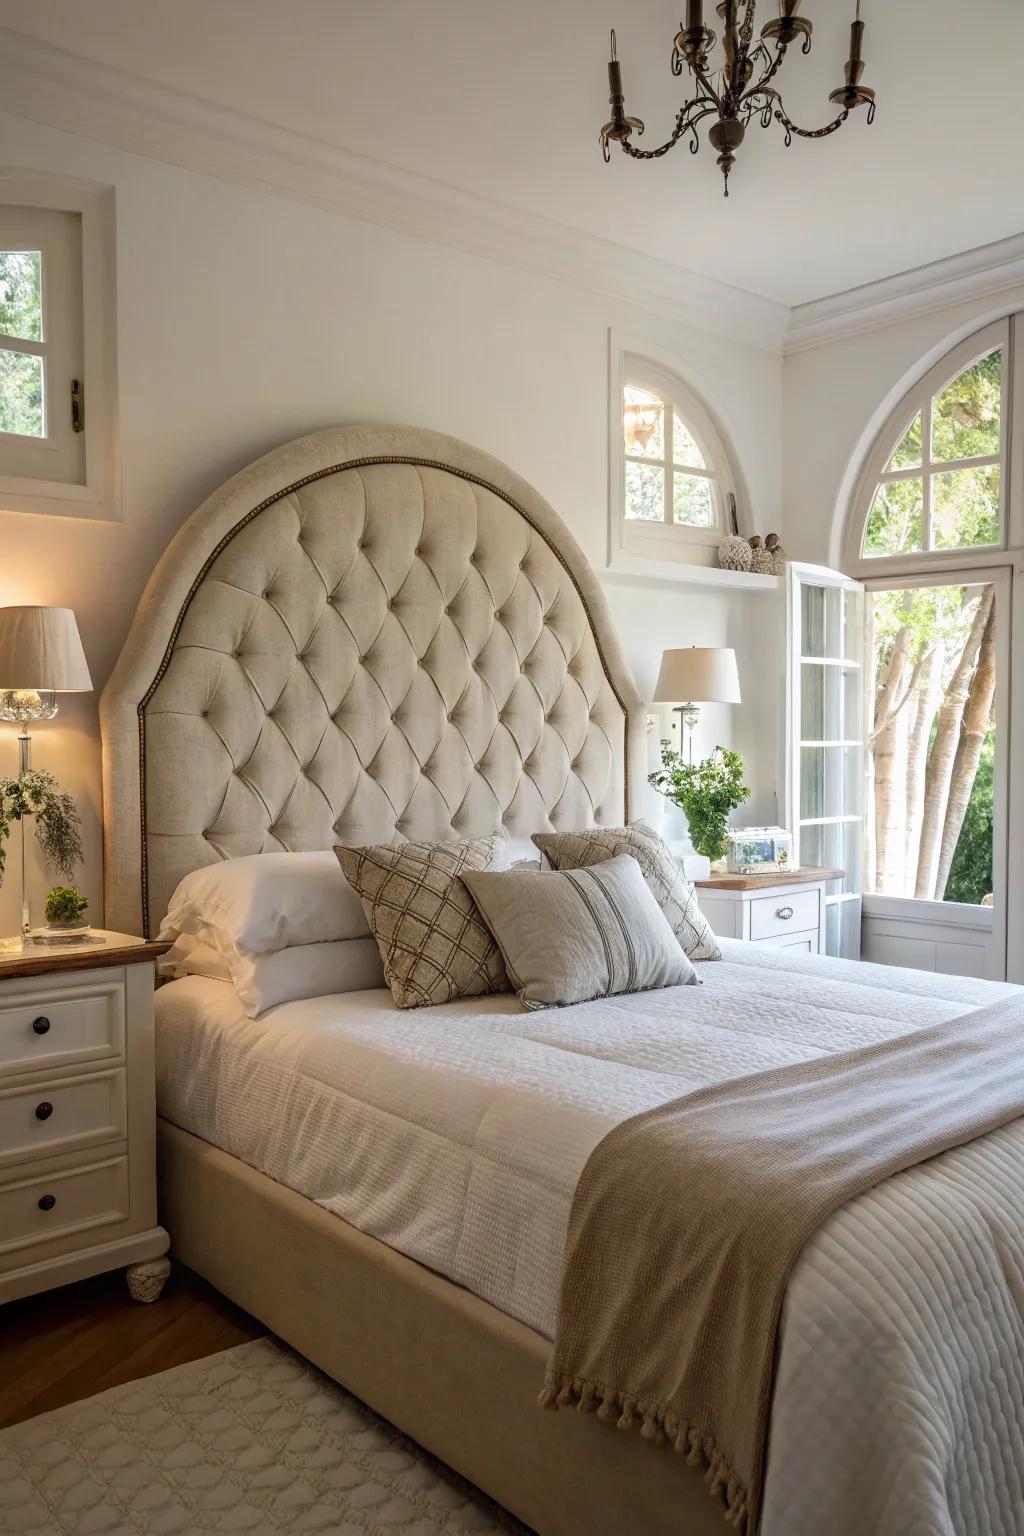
[{"left": 0, "top": 1337, "right": 530, "bottom": 1534}]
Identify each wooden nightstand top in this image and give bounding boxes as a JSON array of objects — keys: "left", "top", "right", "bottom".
[
  {"left": 694, "top": 866, "right": 845, "bottom": 892},
  {"left": 0, "top": 930, "right": 169, "bottom": 981}
]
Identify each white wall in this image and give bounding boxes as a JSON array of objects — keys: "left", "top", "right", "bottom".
[{"left": 0, "top": 109, "right": 784, "bottom": 933}]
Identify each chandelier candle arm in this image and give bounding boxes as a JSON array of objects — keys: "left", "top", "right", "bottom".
[{"left": 600, "top": 0, "right": 876, "bottom": 194}]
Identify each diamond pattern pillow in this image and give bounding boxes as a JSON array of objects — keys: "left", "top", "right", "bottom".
[
  {"left": 336, "top": 836, "right": 510, "bottom": 1009},
  {"left": 531, "top": 821, "right": 721, "bottom": 962}
]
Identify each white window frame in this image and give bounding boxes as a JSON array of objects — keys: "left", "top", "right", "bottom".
[
  {"left": 785, "top": 561, "right": 866, "bottom": 959},
  {"left": 858, "top": 566, "right": 1011, "bottom": 981},
  {"left": 844, "top": 319, "right": 1009, "bottom": 578},
  {"left": 0, "top": 170, "right": 119, "bottom": 522},
  {"left": 608, "top": 338, "right": 743, "bottom": 574}
]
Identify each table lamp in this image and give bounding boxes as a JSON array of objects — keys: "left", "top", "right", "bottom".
[
  {"left": 0, "top": 606, "right": 92, "bottom": 945},
  {"left": 652, "top": 646, "right": 741, "bottom": 761}
]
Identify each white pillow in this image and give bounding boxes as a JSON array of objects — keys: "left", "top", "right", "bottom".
[
  {"left": 159, "top": 850, "right": 369, "bottom": 958},
  {"left": 233, "top": 938, "right": 385, "bottom": 1016},
  {"left": 160, "top": 934, "right": 231, "bottom": 981},
  {"left": 161, "top": 932, "right": 385, "bottom": 1016}
]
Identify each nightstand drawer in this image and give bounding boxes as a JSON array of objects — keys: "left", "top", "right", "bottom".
[
  {"left": 749, "top": 888, "right": 820, "bottom": 941},
  {"left": 0, "top": 1157, "right": 130, "bottom": 1254},
  {"left": 0, "top": 1070, "right": 125, "bottom": 1165},
  {"left": 0, "top": 982, "right": 124, "bottom": 1075}
]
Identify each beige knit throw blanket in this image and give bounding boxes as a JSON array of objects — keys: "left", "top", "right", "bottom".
[{"left": 541, "top": 993, "right": 1024, "bottom": 1534}]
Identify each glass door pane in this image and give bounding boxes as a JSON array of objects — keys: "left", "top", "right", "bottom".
[
  {"left": 866, "top": 580, "right": 997, "bottom": 905},
  {"left": 790, "top": 564, "right": 866, "bottom": 960}
]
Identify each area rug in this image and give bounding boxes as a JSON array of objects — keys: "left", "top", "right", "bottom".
[{"left": 0, "top": 1337, "right": 530, "bottom": 1534}]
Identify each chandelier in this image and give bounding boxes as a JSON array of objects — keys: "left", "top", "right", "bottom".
[{"left": 600, "top": 1, "right": 875, "bottom": 196}]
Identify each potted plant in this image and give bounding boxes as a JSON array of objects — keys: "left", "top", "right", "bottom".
[
  {"left": 0, "top": 769, "right": 84, "bottom": 897},
  {"left": 648, "top": 743, "right": 751, "bottom": 866},
  {"left": 43, "top": 885, "right": 89, "bottom": 931}
]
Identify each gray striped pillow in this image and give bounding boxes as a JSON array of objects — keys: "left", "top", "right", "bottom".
[
  {"left": 531, "top": 822, "right": 721, "bottom": 962},
  {"left": 462, "top": 854, "right": 697, "bottom": 1011}
]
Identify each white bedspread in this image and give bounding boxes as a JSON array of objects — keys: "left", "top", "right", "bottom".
[{"left": 155, "top": 941, "right": 1024, "bottom": 1536}]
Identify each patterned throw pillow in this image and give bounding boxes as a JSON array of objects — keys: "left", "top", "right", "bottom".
[
  {"left": 336, "top": 836, "right": 509, "bottom": 1009},
  {"left": 531, "top": 821, "right": 721, "bottom": 962}
]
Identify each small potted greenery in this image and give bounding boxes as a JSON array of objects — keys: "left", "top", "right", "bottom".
[
  {"left": 0, "top": 770, "right": 85, "bottom": 931},
  {"left": 648, "top": 742, "right": 751, "bottom": 867},
  {"left": 43, "top": 885, "right": 89, "bottom": 932}
]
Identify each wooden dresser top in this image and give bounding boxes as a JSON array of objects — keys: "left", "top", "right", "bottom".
[
  {"left": 694, "top": 866, "right": 845, "bottom": 892},
  {"left": 0, "top": 930, "right": 169, "bottom": 981}
]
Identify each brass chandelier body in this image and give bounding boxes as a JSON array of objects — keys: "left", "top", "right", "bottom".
[{"left": 601, "top": 0, "right": 876, "bottom": 196}]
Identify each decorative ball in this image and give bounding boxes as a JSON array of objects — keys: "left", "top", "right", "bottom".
[
  {"left": 750, "top": 542, "right": 775, "bottom": 576},
  {"left": 718, "top": 534, "right": 752, "bottom": 572},
  {"left": 764, "top": 532, "right": 786, "bottom": 575}
]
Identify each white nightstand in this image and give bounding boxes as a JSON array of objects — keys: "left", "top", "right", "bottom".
[
  {"left": 693, "top": 867, "right": 844, "bottom": 955},
  {"left": 0, "top": 931, "right": 171, "bottom": 1306}
]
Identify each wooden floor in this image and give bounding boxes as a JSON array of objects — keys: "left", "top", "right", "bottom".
[{"left": 0, "top": 1263, "right": 266, "bottom": 1429}]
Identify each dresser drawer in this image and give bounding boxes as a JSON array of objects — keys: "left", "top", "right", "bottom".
[
  {"left": 0, "top": 1070, "right": 125, "bottom": 1165},
  {"left": 749, "top": 888, "right": 820, "bottom": 942},
  {"left": 757, "top": 929, "right": 819, "bottom": 955},
  {"left": 0, "top": 981, "right": 124, "bottom": 1075},
  {"left": 0, "top": 1157, "right": 130, "bottom": 1254}
]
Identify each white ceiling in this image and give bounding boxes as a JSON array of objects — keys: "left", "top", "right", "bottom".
[{"left": 2, "top": 0, "right": 1023, "bottom": 309}]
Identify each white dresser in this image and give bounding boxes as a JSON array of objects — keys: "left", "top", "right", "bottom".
[
  {"left": 0, "top": 931, "right": 171, "bottom": 1306},
  {"left": 693, "top": 868, "right": 843, "bottom": 955}
]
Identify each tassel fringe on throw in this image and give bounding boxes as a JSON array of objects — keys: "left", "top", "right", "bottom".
[{"left": 539, "top": 1375, "right": 750, "bottom": 1532}]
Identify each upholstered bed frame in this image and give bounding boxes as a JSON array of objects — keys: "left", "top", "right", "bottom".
[{"left": 102, "top": 426, "right": 723, "bottom": 1535}]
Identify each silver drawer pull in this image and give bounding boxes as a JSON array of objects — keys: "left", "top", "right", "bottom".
[{"left": 776, "top": 905, "right": 794, "bottom": 921}]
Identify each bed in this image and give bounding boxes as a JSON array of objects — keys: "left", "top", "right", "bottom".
[{"left": 102, "top": 424, "right": 1024, "bottom": 1536}]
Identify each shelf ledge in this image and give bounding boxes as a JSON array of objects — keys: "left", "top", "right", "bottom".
[{"left": 600, "top": 555, "right": 779, "bottom": 592}]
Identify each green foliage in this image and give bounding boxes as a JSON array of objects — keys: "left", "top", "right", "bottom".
[
  {"left": 0, "top": 771, "right": 83, "bottom": 888},
  {"left": 44, "top": 885, "right": 89, "bottom": 925},
  {"left": 945, "top": 730, "right": 994, "bottom": 905},
  {"left": 864, "top": 477, "right": 923, "bottom": 557},
  {"left": 932, "top": 348, "right": 1000, "bottom": 461},
  {"left": 865, "top": 349, "right": 1002, "bottom": 558},
  {"left": 0, "top": 251, "right": 44, "bottom": 438},
  {"left": 648, "top": 743, "right": 751, "bottom": 861}
]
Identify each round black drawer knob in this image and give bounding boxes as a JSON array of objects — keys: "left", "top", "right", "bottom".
[
  {"left": 31, "top": 1017, "right": 51, "bottom": 1035},
  {"left": 35, "top": 1102, "right": 53, "bottom": 1121},
  {"left": 37, "top": 1194, "right": 56, "bottom": 1212}
]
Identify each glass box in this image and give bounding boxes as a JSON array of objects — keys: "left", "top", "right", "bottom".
[{"left": 725, "top": 826, "right": 795, "bottom": 875}]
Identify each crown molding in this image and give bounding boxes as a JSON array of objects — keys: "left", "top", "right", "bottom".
[
  {"left": 0, "top": 27, "right": 788, "bottom": 354},
  {"left": 785, "top": 232, "right": 1024, "bottom": 354}
]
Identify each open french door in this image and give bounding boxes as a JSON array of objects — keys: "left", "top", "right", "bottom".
[
  {"left": 858, "top": 566, "right": 1010, "bottom": 982},
  {"left": 786, "top": 563, "right": 866, "bottom": 960}
]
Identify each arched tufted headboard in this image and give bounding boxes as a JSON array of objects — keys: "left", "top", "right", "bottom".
[{"left": 102, "top": 426, "right": 645, "bottom": 937}]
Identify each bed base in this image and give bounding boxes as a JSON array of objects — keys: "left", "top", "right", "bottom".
[{"left": 158, "top": 1119, "right": 724, "bottom": 1536}]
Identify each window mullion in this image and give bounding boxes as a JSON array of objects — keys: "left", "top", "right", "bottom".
[
  {"left": 923, "top": 399, "right": 934, "bottom": 552},
  {"left": 0, "top": 336, "right": 47, "bottom": 360},
  {"left": 664, "top": 402, "right": 673, "bottom": 524}
]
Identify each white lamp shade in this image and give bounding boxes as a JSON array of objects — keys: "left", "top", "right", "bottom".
[
  {"left": 652, "top": 647, "right": 741, "bottom": 705},
  {"left": 0, "top": 607, "right": 92, "bottom": 692}
]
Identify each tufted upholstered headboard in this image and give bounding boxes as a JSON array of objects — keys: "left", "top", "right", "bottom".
[{"left": 102, "top": 425, "right": 645, "bottom": 937}]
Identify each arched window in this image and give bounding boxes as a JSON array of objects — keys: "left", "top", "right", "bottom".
[
  {"left": 846, "top": 322, "right": 1007, "bottom": 571},
  {"left": 831, "top": 318, "right": 1013, "bottom": 980},
  {"left": 612, "top": 353, "right": 738, "bottom": 569}
]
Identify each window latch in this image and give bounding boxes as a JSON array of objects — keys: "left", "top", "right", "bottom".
[{"left": 71, "top": 378, "right": 83, "bottom": 433}]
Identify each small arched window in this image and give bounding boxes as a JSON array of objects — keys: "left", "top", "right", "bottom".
[
  {"left": 848, "top": 322, "right": 1007, "bottom": 571},
  {"left": 613, "top": 353, "right": 738, "bottom": 569}
]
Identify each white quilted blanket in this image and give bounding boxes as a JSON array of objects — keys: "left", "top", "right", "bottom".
[{"left": 155, "top": 941, "right": 1024, "bottom": 1536}]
